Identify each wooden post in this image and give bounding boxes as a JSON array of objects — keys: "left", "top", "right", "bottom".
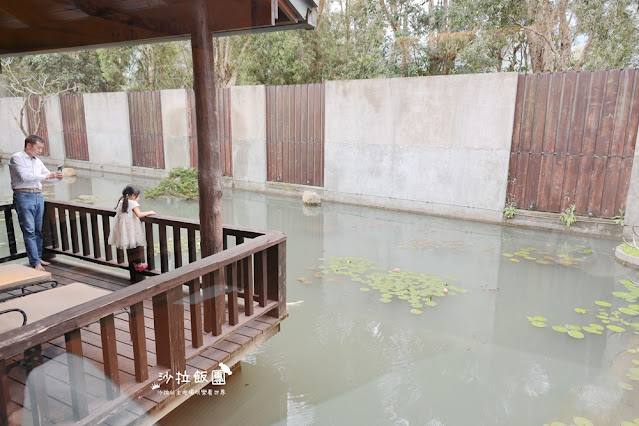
[
  {"left": 191, "top": 0, "right": 223, "bottom": 261},
  {"left": 152, "top": 288, "right": 186, "bottom": 390},
  {"left": 0, "top": 360, "right": 8, "bottom": 426},
  {"left": 100, "top": 314, "right": 120, "bottom": 400},
  {"left": 267, "top": 241, "right": 287, "bottom": 318},
  {"left": 65, "top": 329, "right": 88, "bottom": 420},
  {"left": 130, "top": 302, "right": 149, "bottom": 382},
  {"left": 25, "top": 345, "right": 48, "bottom": 425}
]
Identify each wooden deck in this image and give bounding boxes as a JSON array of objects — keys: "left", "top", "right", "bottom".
[
  {"left": 0, "top": 200, "right": 288, "bottom": 425},
  {"left": 4, "top": 258, "right": 283, "bottom": 425}
]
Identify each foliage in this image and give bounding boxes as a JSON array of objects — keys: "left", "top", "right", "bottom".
[
  {"left": 146, "top": 167, "right": 199, "bottom": 200},
  {"left": 613, "top": 209, "right": 625, "bottom": 228},
  {"left": 621, "top": 243, "right": 639, "bottom": 258},
  {"left": 503, "top": 201, "right": 516, "bottom": 219},
  {"left": 560, "top": 204, "right": 577, "bottom": 227}
]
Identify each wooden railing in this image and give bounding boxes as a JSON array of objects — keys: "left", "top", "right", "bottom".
[{"left": 0, "top": 200, "right": 286, "bottom": 424}]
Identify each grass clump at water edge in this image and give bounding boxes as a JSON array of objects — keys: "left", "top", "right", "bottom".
[
  {"left": 146, "top": 167, "right": 199, "bottom": 200},
  {"left": 621, "top": 243, "right": 639, "bottom": 258}
]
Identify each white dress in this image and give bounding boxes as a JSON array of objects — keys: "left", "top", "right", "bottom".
[{"left": 108, "top": 199, "right": 147, "bottom": 249}]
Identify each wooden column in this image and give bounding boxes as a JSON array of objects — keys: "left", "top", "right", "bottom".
[
  {"left": 153, "top": 287, "right": 186, "bottom": 390},
  {"left": 191, "top": 0, "right": 223, "bottom": 257},
  {"left": 192, "top": 0, "right": 223, "bottom": 339}
]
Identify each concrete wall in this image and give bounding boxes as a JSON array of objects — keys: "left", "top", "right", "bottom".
[
  {"left": 81, "top": 92, "right": 132, "bottom": 174},
  {"left": 44, "top": 96, "right": 65, "bottom": 164},
  {"left": 161, "top": 89, "right": 190, "bottom": 171},
  {"left": 622, "top": 131, "right": 639, "bottom": 233},
  {"left": 230, "top": 85, "right": 267, "bottom": 190},
  {"left": 0, "top": 97, "right": 27, "bottom": 158},
  {"left": 322, "top": 73, "right": 519, "bottom": 223}
]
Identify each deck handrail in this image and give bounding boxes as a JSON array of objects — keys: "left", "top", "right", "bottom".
[
  {"left": 0, "top": 229, "right": 285, "bottom": 359},
  {"left": 0, "top": 199, "right": 287, "bottom": 424}
]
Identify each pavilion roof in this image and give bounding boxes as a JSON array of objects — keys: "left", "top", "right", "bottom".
[{"left": 0, "top": 0, "right": 317, "bottom": 57}]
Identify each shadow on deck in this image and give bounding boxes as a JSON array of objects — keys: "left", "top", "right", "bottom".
[{"left": 0, "top": 201, "right": 287, "bottom": 425}]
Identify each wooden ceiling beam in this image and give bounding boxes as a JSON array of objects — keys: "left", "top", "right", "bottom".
[
  {"left": 0, "top": 0, "right": 299, "bottom": 56},
  {"left": 277, "top": 0, "right": 299, "bottom": 22}
]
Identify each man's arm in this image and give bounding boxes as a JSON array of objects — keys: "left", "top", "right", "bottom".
[
  {"left": 9, "top": 155, "right": 49, "bottom": 184},
  {"left": 39, "top": 160, "right": 61, "bottom": 182}
]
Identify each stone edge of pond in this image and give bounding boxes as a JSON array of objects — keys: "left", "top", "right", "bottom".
[
  {"left": 507, "top": 210, "right": 623, "bottom": 239},
  {"left": 615, "top": 244, "right": 639, "bottom": 269}
]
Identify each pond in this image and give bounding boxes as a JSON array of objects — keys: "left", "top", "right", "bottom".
[{"left": 0, "top": 164, "right": 638, "bottom": 425}]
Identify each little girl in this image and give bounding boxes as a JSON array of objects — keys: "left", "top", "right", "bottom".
[{"left": 108, "top": 184, "right": 156, "bottom": 272}]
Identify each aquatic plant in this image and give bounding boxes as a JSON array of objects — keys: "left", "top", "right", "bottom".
[
  {"left": 560, "top": 204, "right": 577, "bottom": 227},
  {"left": 501, "top": 246, "right": 592, "bottom": 268},
  {"left": 503, "top": 201, "right": 516, "bottom": 219},
  {"left": 612, "top": 209, "right": 625, "bottom": 228},
  {"left": 146, "top": 167, "right": 199, "bottom": 200},
  {"left": 303, "top": 257, "right": 467, "bottom": 313}
]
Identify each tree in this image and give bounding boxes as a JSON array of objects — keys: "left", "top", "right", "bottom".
[{"left": 0, "top": 57, "right": 77, "bottom": 136}]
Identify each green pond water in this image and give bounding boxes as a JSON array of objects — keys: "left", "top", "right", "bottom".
[{"left": 0, "top": 165, "right": 638, "bottom": 425}]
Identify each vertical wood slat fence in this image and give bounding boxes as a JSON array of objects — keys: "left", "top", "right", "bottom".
[
  {"left": 60, "top": 94, "right": 89, "bottom": 161},
  {"left": 507, "top": 69, "right": 639, "bottom": 218},
  {"left": 188, "top": 88, "right": 232, "bottom": 176},
  {"left": 26, "top": 96, "right": 50, "bottom": 156},
  {"left": 0, "top": 200, "right": 287, "bottom": 424},
  {"left": 266, "top": 84, "right": 325, "bottom": 187},
  {"left": 128, "top": 91, "right": 165, "bottom": 169}
]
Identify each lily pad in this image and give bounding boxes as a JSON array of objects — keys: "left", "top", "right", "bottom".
[
  {"left": 552, "top": 326, "right": 568, "bottom": 333},
  {"left": 620, "top": 307, "right": 639, "bottom": 316},
  {"left": 619, "top": 382, "right": 634, "bottom": 391},
  {"left": 574, "top": 308, "right": 589, "bottom": 314},
  {"left": 595, "top": 301, "right": 612, "bottom": 307},
  {"left": 583, "top": 327, "right": 601, "bottom": 334},
  {"left": 531, "top": 321, "right": 547, "bottom": 328},
  {"left": 607, "top": 325, "right": 626, "bottom": 333},
  {"left": 568, "top": 330, "right": 585, "bottom": 339},
  {"left": 360, "top": 288, "right": 370, "bottom": 292},
  {"left": 410, "top": 309, "right": 422, "bottom": 314},
  {"left": 589, "top": 324, "right": 604, "bottom": 331},
  {"left": 573, "top": 417, "right": 593, "bottom": 426}
]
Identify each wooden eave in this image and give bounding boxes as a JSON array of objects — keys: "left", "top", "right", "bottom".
[{"left": 0, "top": 0, "right": 317, "bottom": 57}]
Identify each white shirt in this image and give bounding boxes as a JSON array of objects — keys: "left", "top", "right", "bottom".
[{"left": 9, "top": 150, "right": 57, "bottom": 190}]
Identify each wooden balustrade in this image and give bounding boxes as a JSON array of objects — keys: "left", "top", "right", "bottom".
[{"left": 0, "top": 200, "right": 287, "bottom": 424}]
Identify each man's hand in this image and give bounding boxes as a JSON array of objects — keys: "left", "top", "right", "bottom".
[{"left": 47, "top": 171, "right": 64, "bottom": 179}]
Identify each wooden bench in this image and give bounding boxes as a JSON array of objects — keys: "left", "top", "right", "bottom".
[
  {"left": 0, "top": 264, "right": 58, "bottom": 301},
  {"left": 0, "top": 283, "right": 111, "bottom": 335}
]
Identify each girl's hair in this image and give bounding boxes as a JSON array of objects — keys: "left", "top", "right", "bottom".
[{"left": 117, "top": 184, "right": 142, "bottom": 213}]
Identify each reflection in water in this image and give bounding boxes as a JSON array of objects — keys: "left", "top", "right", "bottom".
[{"left": 1, "top": 167, "right": 638, "bottom": 424}]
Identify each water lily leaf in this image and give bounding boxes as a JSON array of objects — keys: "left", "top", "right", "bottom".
[
  {"left": 621, "top": 421, "right": 636, "bottom": 426},
  {"left": 424, "top": 300, "right": 437, "bottom": 307},
  {"left": 568, "top": 330, "right": 585, "bottom": 338},
  {"left": 619, "top": 382, "right": 634, "bottom": 390},
  {"left": 411, "top": 303, "right": 423, "bottom": 308},
  {"left": 550, "top": 422, "right": 567, "bottom": 426},
  {"left": 534, "top": 316, "right": 548, "bottom": 321},
  {"left": 629, "top": 304, "right": 639, "bottom": 311},
  {"left": 552, "top": 326, "right": 568, "bottom": 333},
  {"left": 607, "top": 325, "right": 626, "bottom": 332},
  {"left": 531, "top": 321, "right": 547, "bottom": 328},
  {"left": 510, "top": 258, "right": 520, "bottom": 262},
  {"left": 620, "top": 307, "right": 639, "bottom": 315},
  {"left": 360, "top": 288, "right": 370, "bottom": 292},
  {"left": 573, "top": 417, "right": 593, "bottom": 426},
  {"left": 620, "top": 279, "right": 635, "bottom": 286},
  {"left": 567, "top": 325, "right": 582, "bottom": 331},
  {"left": 410, "top": 309, "right": 422, "bottom": 314},
  {"left": 380, "top": 298, "right": 392, "bottom": 303},
  {"left": 595, "top": 301, "right": 612, "bottom": 307},
  {"left": 602, "top": 319, "right": 611, "bottom": 323},
  {"left": 574, "top": 308, "right": 589, "bottom": 314},
  {"left": 583, "top": 327, "right": 601, "bottom": 334},
  {"left": 589, "top": 324, "right": 604, "bottom": 331},
  {"left": 633, "top": 360, "right": 639, "bottom": 365},
  {"left": 502, "top": 253, "right": 513, "bottom": 257}
]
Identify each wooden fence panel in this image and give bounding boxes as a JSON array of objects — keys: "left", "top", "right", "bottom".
[
  {"left": 128, "top": 91, "right": 165, "bottom": 169},
  {"left": 60, "top": 94, "right": 89, "bottom": 161},
  {"left": 508, "top": 69, "right": 639, "bottom": 219},
  {"left": 188, "top": 88, "right": 232, "bottom": 176},
  {"left": 266, "top": 83, "right": 324, "bottom": 187}
]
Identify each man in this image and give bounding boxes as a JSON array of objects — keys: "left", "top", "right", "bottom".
[{"left": 9, "top": 135, "right": 63, "bottom": 271}]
